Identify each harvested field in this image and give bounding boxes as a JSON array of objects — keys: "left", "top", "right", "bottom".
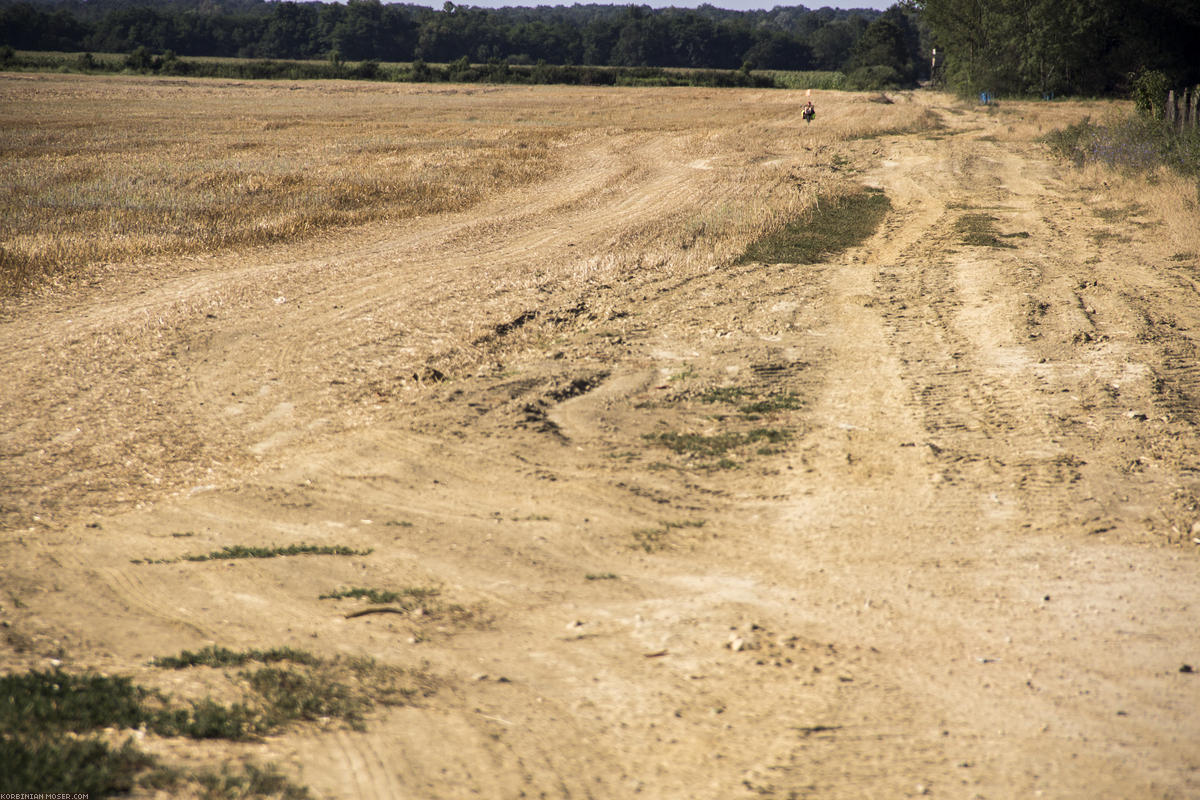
[{"left": 2, "top": 73, "right": 1199, "bottom": 798}]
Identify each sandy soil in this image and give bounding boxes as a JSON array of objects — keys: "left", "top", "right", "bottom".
[{"left": 2, "top": 84, "right": 1199, "bottom": 798}]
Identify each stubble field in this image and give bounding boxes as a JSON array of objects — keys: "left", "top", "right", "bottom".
[{"left": 2, "top": 73, "right": 1199, "bottom": 798}]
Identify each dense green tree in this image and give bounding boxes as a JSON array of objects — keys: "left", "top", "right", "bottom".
[{"left": 918, "top": 0, "right": 1199, "bottom": 96}]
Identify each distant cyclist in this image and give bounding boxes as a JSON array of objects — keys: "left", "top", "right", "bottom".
[{"left": 802, "top": 100, "right": 816, "bottom": 123}]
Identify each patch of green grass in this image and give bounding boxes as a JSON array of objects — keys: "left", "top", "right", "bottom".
[
  {"left": 155, "top": 699, "right": 262, "bottom": 740},
  {"left": 319, "top": 586, "right": 475, "bottom": 623},
  {"left": 0, "top": 734, "right": 155, "bottom": 795},
  {"left": 143, "top": 762, "right": 313, "bottom": 800},
  {"left": 954, "top": 214, "right": 1020, "bottom": 248},
  {"left": 133, "top": 542, "right": 373, "bottom": 564},
  {"left": 630, "top": 520, "right": 707, "bottom": 553},
  {"left": 243, "top": 666, "right": 369, "bottom": 728},
  {"left": 738, "top": 393, "right": 803, "bottom": 415},
  {"left": 698, "top": 387, "right": 802, "bottom": 416},
  {"left": 0, "top": 670, "right": 154, "bottom": 734},
  {"left": 668, "top": 363, "right": 696, "bottom": 382},
  {"left": 739, "top": 186, "right": 890, "bottom": 265},
  {"left": 697, "top": 387, "right": 753, "bottom": 404},
  {"left": 631, "top": 527, "right": 669, "bottom": 552},
  {"left": 0, "top": 656, "right": 423, "bottom": 795},
  {"left": 0, "top": 668, "right": 264, "bottom": 742},
  {"left": 319, "top": 586, "right": 439, "bottom": 607},
  {"left": 384, "top": 520, "right": 414, "bottom": 528},
  {"left": 644, "top": 428, "right": 790, "bottom": 458},
  {"left": 152, "top": 645, "right": 320, "bottom": 670},
  {"left": 585, "top": 572, "right": 618, "bottom": 581},
  {"left": 184, "top": 543, "right": 372, "bottom": 561}
]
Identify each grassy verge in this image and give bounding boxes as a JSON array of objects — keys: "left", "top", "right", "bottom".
[
  {"left": 738, "top": 186, "right": 891, "bottom": 264},
  {"left": 1044, "top": 114, "right": 1200, "bottom": 180}
]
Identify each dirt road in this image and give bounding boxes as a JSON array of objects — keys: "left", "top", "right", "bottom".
[{"left": 2, "top": 86, "right": 1199, "bottom": 798}]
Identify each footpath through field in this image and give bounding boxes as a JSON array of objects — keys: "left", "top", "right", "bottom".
[{"left": 2, "top": 87, "right": 1199, "bottom": 798}]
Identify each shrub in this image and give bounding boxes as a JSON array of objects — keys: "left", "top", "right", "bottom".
[
  {"left": 1130, "top": 67, "right": 1169, "bottom": 119},
  {"left": 845, "top": 65, "right": 904, "bottom": 91}
]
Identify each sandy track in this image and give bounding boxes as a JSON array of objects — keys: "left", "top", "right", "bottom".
[{"left": 2, "top": 89, "right": 1199, "bottom": 798}]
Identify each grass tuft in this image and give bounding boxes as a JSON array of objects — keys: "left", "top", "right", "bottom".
[
  {"left": 183, "top": 543, "right": 372, "bottom": 561},
  {"left": 152, "top": 644, "right": 320, "bottom": 670},
  {"left": 133, "top": 542, "right": 374, "bottom": 565},
  {"left": 319, "top": 585, "right": 477, "bottom": 624},
  {"left": 319, "top": 586, "right": 440, "bottom": 606}
]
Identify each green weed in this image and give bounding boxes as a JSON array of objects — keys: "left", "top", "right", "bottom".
[
  {"left": 153, "top": 645, "right": 320, "bottom": 670},
  {"left": 133, "top": 542, "right": 373, "bottom": 565}
]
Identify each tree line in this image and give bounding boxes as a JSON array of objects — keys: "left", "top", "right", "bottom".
[
  {"left": 2, "top": 0, "right": 1196, "bottom": 96},
  {"left": 918, "top": 0, "right": 1199, "bottom": 97},
  {"left": 0, "top": 0, "right": 931, "bottom": 87}
]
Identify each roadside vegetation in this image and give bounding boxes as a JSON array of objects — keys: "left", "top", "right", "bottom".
[
  {"left": 1044, "top": 109, "right": 1200, "bottom": 182},
  {"left": 1042, "top": 69, "right": 1200, "bottom": 263},
  {"left": 1, "top": 649, "right": 435, "bottom": 796}
]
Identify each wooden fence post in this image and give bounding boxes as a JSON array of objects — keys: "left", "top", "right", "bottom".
[
  {"left": 1166, "top": 89, "right": 1176, "bottom": 125},
  {"left": 1190, "top": 86, "right": 1200, "bottom": 129}
]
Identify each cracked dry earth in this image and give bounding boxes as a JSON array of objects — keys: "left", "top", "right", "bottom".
[{"left": 3, "top": 87, "right": 1200, "bottom": 798}]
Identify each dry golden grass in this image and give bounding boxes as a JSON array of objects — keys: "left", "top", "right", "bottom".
[
  {"left": 975, "top": 98, "right": 1200, "bottom": 262},
  {"left": 0, "top": 75, "right": 567, "bottom": 295},
  {"left": 0, "top": 75, "right": 949, "bottom": 299}
]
